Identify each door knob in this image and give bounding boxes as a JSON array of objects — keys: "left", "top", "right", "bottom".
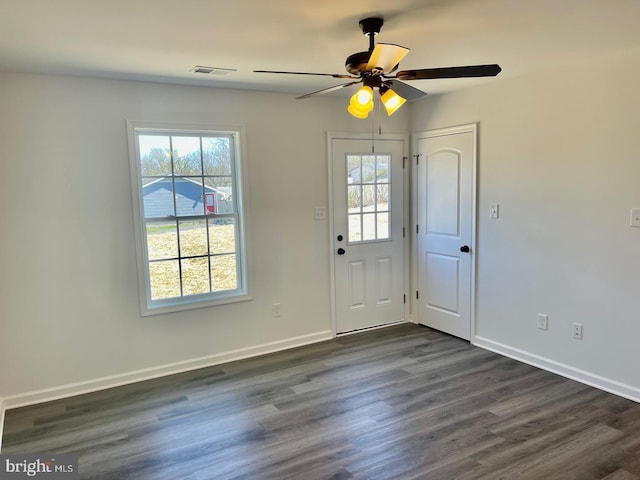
[
  {"left": 337, "top": 248, "right": 346, "bottom": 255},
  {"left": 460, "top": 245, "right": 470, "bottom": 253}
]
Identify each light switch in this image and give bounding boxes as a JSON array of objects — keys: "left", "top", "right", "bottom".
[
  {"left": 314, "top": 207, "right": 326, "bottom": 221},
  {"left": 631, "top": 208, "right": 640, "bottom": 228},
  {"left": 490, "top": 203, "right": 499, "bottom": 219}
]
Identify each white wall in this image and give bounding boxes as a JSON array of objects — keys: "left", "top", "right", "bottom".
[
  {"left": 0, "top": 73, "right": 410, "bottom": 402},
  {"left": 411, "top": 47, "right": 640, "bottom": 396}
]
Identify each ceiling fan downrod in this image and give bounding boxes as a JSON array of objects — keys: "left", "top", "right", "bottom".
[{"left": 359, "top": 17, "right": 384, "bottom": 53}]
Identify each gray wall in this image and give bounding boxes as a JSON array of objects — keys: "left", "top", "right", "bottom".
[
  {"left": 411, "top": 46, "right": 640, "bottom": 395},
  {"left": 0, "top": 72, "right": 409, "bottom": 401}
]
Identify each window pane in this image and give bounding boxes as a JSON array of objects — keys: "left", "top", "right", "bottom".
[
  {"left": 181, "top": 257, "right": 210, "bottom": 295},
  {"left": 376, "top": 156, "right": 390, "bottom": 182},
  {"left": 347, "top": 185, "right": 361, "bottom": 213},
  {"left": 362, "top": 155, "right": 376, "bottom": 183},
  {"left": 172, "top": 136, "right": 202, "bottom": 176},
  {"left": 149, "top": 260, "right": 181, "bottom": 300},
  {"left": 347, "top": 155, "right": 361, "bottom": 184},
  {"left": 211, "top": 254, "right": 238, "bottom": 291},
  {"left": 209, "top": 218, "right": 236, "bottom": 255},
  {"left": 377, "top": 213, "right": 389, "bottom": 239},
  {"left": 146, "top": 221, "right": 178, "bottom": 260},
  {"left": 203, "top": 137, "right": 232, "bottom": 176},
  {"left": 377, "top": 184, "right": 389, "bottom": 212},
  {"left": 142, "top": 177, "right": 175, "bottom": 218},
  {"left": 362, "top": 185, "right": 375, "bottom": 212},
  {"left": 132, "top": 125, "right": 247, "bottom": 312},
  {"left": 348, "top": 214, "right": 361, "bottom": 242},
  {"left": 172, "top": 178, "right": 205, "bottom": 217},
  {"left": 178, "top": 220, "right": 208, "bottom": 257},
  {"left": 204, "top": 177, "right": 234, "bottom": 214},
  {"left": 362, "top": 213, "right": 376, "bottom": 241},
  {"left": 139, "top": 135, "right": 171, "bottom": 176}
]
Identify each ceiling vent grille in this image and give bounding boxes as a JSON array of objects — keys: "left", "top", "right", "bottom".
[{"left": 190, "top": 66, "right": 236, "bottom": 75}]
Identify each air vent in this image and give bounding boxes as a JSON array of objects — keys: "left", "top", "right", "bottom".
[{"left": 190, "top": 66, "right": 236, "bottom": 75}]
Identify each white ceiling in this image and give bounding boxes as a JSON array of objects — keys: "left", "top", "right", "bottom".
[{"left": 2, "top": 0, "right": 640, "bottom": 98}]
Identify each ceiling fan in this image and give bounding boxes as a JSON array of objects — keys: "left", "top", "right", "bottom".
[{"left": 255, "top": 17, "right": 502, "bottom": 118}]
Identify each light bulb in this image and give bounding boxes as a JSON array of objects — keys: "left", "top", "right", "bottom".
[{"left": 354, "top": 86, "right": 373, "bottom": 105}]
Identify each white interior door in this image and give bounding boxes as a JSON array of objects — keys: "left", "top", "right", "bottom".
[
  {"left": 416, "top": 126, "right": 475, "bottom": 340},
  {"left": 331, "top": 136, "right": 406, "bottom": 334}
]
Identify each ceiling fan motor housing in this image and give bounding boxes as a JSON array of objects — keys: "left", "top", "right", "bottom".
[{"left": 345, "top": 51, "right": 371, "bottom": 76}]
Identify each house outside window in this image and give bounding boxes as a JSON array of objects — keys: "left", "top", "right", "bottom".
[{"left": 127, "top": 121, "right": 251, "bottom": 315}]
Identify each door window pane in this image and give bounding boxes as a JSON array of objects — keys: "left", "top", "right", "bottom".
[
  {"left": 362, "top": 213, "right": 376, "bottom": 241},
  {"left": 348, "top": 185, "right": 361, "bottom": 213},
  {"left": 348, "top": 215, "right": 362, "bottom": 242},
  {"left": 346, "top": 154, "right": 392, "bottom": 243}
]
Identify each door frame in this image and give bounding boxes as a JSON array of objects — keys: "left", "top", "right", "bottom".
[
  {"left": 411, "top": 123, "right": 478, "bottom": 341},
  {"left": 327, "top": 132, "right": 411, "bottom": 336}
]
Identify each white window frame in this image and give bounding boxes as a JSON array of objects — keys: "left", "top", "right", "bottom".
[{"left": 127, "top": 120, "right": 252, "bottom": 316}]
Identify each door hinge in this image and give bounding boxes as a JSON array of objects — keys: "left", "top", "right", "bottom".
[
  {"left": 403, "top": 294, "right": 406, "bottom": 304},
  {"left": 403, "top": 227, "right": 405, "bottom": 238},
  {"left": 416, "top": 224, "right": 419, "bottom": 234},
  {"left": 416, "top": 290, "right": 419, "bottom": 300}
]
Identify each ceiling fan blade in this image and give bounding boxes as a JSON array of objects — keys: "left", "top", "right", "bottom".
[
  {"left": 296, "top": 81, "right": 362, "bottom": 100},
  {"left": 366, "top": 43, "right": 410, "bottom": 73},
  {"left": 254, "top": 70, "right": 357, "bottom": 79},
  {"left": 394, "top": 64, "right": 502, "bottom": 80},
  {"left": 384, "top": 79, "right": 427, "bottom": 101}
]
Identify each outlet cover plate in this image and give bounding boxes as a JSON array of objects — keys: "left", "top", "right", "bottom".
[{"left": 537, "top": 314, "right": 548, "bottom": 331}]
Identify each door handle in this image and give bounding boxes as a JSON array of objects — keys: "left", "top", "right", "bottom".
[
  {"left": 460, "top": 245, "right": 470, "bottom": 253},
  {"left": 337, "top": 248, "right": 346, "bottom": 255}
]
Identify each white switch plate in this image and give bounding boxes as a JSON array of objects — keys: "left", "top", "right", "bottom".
[
  {"left": 314, "top": 207, "right": 326, "bottom": 221},
  {"left": 631, "top": 208, "right": 640, "bottom": 227},
  {"left": 490, "top": 203, "right": 499, "bottom": 219}
]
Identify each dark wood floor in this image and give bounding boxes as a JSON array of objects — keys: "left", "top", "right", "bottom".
[{"left": 3, "top": 324, "right": 640, "bottom": 479}]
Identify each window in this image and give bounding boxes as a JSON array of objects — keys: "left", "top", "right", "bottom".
[
  {"left": 127, "top": 121, "right": 251, "bottom": 315},
  {"left": 346, "top": 154, "right": 391, "bottom": 243}
]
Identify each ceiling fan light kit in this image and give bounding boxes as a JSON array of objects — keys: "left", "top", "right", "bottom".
[{"left": 254, "top": 17, "right": 502, "bottom": 119}]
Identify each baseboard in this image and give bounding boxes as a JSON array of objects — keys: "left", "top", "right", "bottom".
[
  {"left": 2, "top": 330, "right": 334, "bottom": 411},
  {"left": 473, "top": 336, "right": 640, "bottom": 403}
]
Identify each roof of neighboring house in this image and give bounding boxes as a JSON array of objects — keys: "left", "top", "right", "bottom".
[{"left": 142, "top": 177, "right": 224, "bottom": 218}]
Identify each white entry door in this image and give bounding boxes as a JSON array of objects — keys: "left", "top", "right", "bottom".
[
  {"left": 415, "top": 125, "right": 476, "bottom": 340},
  {"left": 331, "top": 136, "right": 406, "bottom": 334}
]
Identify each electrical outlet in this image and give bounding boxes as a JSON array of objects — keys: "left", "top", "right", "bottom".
[
  {"left": 537, "top": 314, "right": 548, "bottom": 331},
  {"left": 272, "top": 303, "right": 281, "bottom": 317},
  {"left": 572, "top": 322, "right": 583, "bottom": 340}
]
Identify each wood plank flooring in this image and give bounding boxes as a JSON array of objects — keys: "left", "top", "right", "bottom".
[{"left": 2, "top": 324, "right": 640, "bottom": 479}]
